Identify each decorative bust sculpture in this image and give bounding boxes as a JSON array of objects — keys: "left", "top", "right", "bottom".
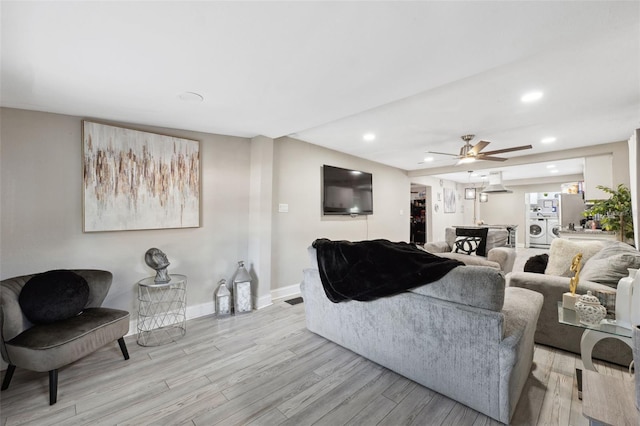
[{"left": 145, "top": 248, "right": 171, "bottom": 283}]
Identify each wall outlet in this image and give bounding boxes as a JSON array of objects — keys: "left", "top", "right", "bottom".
[{"left": 278, "top": 203, "right": 289, "bottom": 213}]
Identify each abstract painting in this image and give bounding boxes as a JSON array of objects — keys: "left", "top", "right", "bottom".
[
  {"left": 443, "top": 188, "right": 456, "bottom": 213},
  {"left": 83, "top": 121, "right": 200, "bottom": 232}
]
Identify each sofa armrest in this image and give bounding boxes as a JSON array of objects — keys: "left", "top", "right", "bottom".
[
  {"left": 411, "top": 265, "right": 505, "bottom": 311},
  {"left": 506, "top": 271, "right": 617, "bottom": 352},
  {"left": 498, "top": 286, "right": 543, "bottom": 421},
  {"left": 487, "top": 247, "right": 516, "bottom": 273},
  {"left": 507, "top": 271, "right": 614, "bottom": 301},
  {"left": 507, "top": 272, "right": 612, "bottom": 331},
  {"left": 423, "top": 241, "right": 450, "bottom": 253}
]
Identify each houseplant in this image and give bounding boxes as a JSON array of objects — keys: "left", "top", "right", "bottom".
[{"left": 583, "top": 184, "right": 634, "bottom": 242}]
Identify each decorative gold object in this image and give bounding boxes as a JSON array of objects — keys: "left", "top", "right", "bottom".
[
  {"left": 568, "top": 252, "right": 583, "bottom": 295},
  {"left": 562, "top": 252, "right": 583, "bottom": 310}
]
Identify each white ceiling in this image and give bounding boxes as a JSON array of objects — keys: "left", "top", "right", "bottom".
[
  {"left": 2, "top": 2, "right": 639, "bottom": 182},
  {"left": 433, "top": 157, "right": 586, "bottom": 185}
]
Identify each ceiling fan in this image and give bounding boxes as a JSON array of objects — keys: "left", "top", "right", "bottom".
[{"left": 426, "top": 135, "right": 532, "bottom": 165}]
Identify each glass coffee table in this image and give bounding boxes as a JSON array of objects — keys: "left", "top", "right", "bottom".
[
  {"left": 557, "top": 302, "right": 634, "bottom": 401},
  {"left": 557, "top": 302, "right": 633, "bottom": 372}
]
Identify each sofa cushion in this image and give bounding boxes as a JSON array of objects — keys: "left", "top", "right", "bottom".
[
  {"left": 580, "top": 241, "right": 640, "bottom": 286},
  {"left": 452, "top": 236, "right": 482, "bottom": 256},
  {"left": 524, "top": 253, "right": 549, "bottom": 274},
  {"left": 436, "top": 252, "right": 501, "bottom": 269},
  {"left": 545, "top": 238, "right": 606, "bottom": 277},
  {"left": 19, "top": 270, "right": 90, "bottom": 324},
  {"left": 456, "top": 227, "right": 489, "bottom": 256}
]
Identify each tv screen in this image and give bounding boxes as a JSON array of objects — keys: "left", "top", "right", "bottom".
[{"left": 322, "top": 165, "right": 373, "bottom": 215}]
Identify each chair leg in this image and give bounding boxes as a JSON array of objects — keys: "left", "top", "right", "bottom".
[
  {"left": 49, "top": 369, "right": 58, "bottom": 405},
  {"left": 118, "top": 337, "right": 130, "bottom": 360},
  {"left": 1, "top": 364, "right": 16, "bottom": 390}
]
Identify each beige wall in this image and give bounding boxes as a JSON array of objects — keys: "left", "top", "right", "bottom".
[
  {"left": 271, "top": 137, "right": 410, "bottom": 291},
  {"left": 0, "top": 108, "right": 252, "bottom": 317},
  {"left": 4, "top": 107, "right": 629, "bottom": 312},
  {"left": 0, "top": 109, "right": 418, "bottom": 312}
]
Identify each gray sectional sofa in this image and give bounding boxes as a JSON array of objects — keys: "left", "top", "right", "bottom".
[{"left": 301, "top": 246, "right": 543, "bottom": 424}]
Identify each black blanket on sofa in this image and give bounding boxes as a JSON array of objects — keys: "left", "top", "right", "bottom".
[{"left": 312, "top": 238, "right": 464, "bottom": 303}]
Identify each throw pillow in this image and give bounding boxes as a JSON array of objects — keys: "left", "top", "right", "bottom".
[
  {"left": 455, "top": 227, "right": 489, "bottom": 256},
  {"left": 19, "top": 270, "right": 90, "bottom": 324},
  {"left": 524, "top": 253, "right": 549, "bottom": 274},
  {"left": 452, "top": 236, "right": 482, "bottom": 256},
  {"left": 580, "top": 241, "right": 640, "bottom": 286},
  {"left": 544, "top": 238, "right": 606, "bottom": 277}
]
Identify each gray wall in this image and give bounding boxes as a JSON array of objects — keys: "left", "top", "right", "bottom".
[
  {"left": 7, "top": 107, "right": 622, "bottom": 311},
  {"left": 271, "top": 136, "right": 411, "bottom": 291},
  {"left": 1, "top": 108, "right": 252, "bottom": 317},
  {"left": 0, "top": 108, "right": 417, "bottom": 312}
]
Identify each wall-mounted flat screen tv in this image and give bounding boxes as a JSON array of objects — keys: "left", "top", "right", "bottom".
[{"left": 322, "top": 165, "right": 373, "bottom": 215}]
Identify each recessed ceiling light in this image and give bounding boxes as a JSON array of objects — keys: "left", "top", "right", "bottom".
[
  {"left": 521, "top": 91, "right": 543, "bottom": 103},
  {"left": 363, "top": 133, "right": 376, "bottom": 142},
  {"left": 541, "top": 137, "right": 557, "bottom": 144},
  {"left": 423, "top": 156, "right": 434, "bottom": 162},
  {"left": 178, "top": 92, "right": 204, "bottom": 102},
  {"left": 546, "top": 164, "right": 556, "bottom": 169},
  {"left": 550, "top": 169, "right": 559, "bottom": 173}
]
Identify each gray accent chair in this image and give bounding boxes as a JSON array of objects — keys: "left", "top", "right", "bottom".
[
  {"left": 302, "top": 247, "right": 543, "bottom": 424},
  {"left": 507, "top": 239, "right": 638, "bottom": 367},
  {"left": 1, "top": 270, "right": 130, "bottom": 405},
  {"left": 423, "top": 227, "right": 516, "bottom": 273}
]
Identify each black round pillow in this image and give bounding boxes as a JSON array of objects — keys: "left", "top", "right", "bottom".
[
  {"left": 19, "top": 270, "right": 90, "bottom": 324},
  {"left": 523, "top": 253, "right": 549, "bottom": 274}
]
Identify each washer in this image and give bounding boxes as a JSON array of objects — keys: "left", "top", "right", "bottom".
[
  {"left": 547, "top": 218, "right": 560, "bottom": 244},
  {"left": 529, "top": 218, "right": 547, "bottom": 247}
]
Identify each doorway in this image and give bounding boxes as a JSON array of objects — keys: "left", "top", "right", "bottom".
[{"left": 410, "top": 183, "right": 430, "bottom": 244}]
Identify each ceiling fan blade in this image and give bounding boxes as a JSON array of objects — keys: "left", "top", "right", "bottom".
[
  {"left": 480, "top": 144, "right": 532, "bottom": 156},
  {"left": 469, "top": 140, "right": 490, "bottom": 156},
  {"left": 477, "top": 155, "right": 508, "bottom": 162},
  {"left": 426, "top": 150, "right": 460, "bottom": 157}
]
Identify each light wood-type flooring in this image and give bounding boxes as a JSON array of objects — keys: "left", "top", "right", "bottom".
[{"left": 0, "top": 296, "right": 631, "bottom": 426}]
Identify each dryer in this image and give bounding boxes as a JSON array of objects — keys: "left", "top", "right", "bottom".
[
  {"left": 528, "top": 218, "right": 547, "bottom": 248},
  {"left": 546, "top": 218, "right": 560, "bottom": 244}
]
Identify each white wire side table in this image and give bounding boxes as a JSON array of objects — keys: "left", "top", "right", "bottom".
[{"left": 136, "top": 274, "right": 187, "bottom": 346}]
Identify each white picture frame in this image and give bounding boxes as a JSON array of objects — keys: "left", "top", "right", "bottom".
[{"left": 444, "top": 188, "right": 456, "bottom": 213}]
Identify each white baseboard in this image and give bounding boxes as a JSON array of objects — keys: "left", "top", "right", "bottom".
[
  {"left": 255, "top": 294, "right": 273, "bottom": 310},
  {"left": 187, "top": 301, "right": 215, "bottom": 319},
  {"left": 271, "top": 283, "right": 301, "bottom": 301}
]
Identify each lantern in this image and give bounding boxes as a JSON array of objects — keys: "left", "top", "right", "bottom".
[
  {"left": 233, "top": 261, "right": 252, "bottom": 314},
  {"left": 215, "top": 279, "right": 231, "bottom": 317}
]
